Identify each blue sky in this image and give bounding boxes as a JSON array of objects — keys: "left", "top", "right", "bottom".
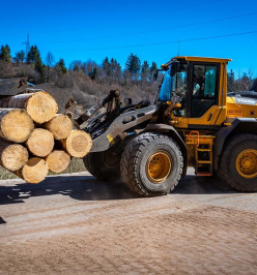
[{"left": 1, "top": 0, "right": 257, "bottom": 76}]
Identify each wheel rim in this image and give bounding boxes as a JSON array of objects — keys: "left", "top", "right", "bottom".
[
  {"left": 236, "top": 149, "right": 257, "bottom": 179},
  {"left": 146, "top": 150, "right": 172, "bottom": 183}
]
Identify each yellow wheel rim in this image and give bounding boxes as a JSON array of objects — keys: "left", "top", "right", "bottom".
[
  {"left": 236, "top": 149, "right": 257, "bottom": 179},
  {"left": 146, "top": 150, "right": 172, "bottom": 183}
]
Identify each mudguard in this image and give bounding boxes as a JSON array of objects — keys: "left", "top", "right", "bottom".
[{"left": 214, "top": 118, "right": 257, "bottom": 170}]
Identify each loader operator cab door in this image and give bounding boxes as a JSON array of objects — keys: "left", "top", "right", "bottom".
[
  {"left": 168, "top": 60, "right": 221, "bottom": 127},
  {"left": 190, "top": 63, "right": 219, "bottom": 118}
]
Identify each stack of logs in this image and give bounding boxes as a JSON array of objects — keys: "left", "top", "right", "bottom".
[{"left": 0, "top": 91, "right": 92, "bottom": 183}]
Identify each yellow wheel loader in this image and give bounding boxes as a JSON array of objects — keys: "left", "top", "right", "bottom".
[{"left": 81, "top": 56, "right": 257, "bottom": 196}]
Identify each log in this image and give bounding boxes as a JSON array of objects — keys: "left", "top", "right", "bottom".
[
  {"left": 26, "top": 128, "right": 54, "bottom": 157},
  {"left": 16, "top": 157, "right": 48, "bottom": 184},
  {"left": 0, "top": 138, "right": 28, "bottom": 171},
  {"left": 62, "top": 130, "right": 92, "bottom": 158},
  {"left": 0, "top": 91, "right": 58, "bottom": 123},
  {"left": 45, "top": 150, "right": 71, "bottom": 173},
  {"left": 43, "top": 114, "right": 73, "bottom": 140},
  {"left": 0, "top": 109, "right": 34, "bottom": 143}
]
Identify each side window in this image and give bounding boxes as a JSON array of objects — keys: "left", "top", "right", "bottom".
[
  {"left": 191, "top": 64, "right": 219, "bottom": 118},
  {"left": 173, "top": 63, "right": 188, "bottom": 117},
  {"left": 204, "top": 66, "right": 217, "bottom": 97}
]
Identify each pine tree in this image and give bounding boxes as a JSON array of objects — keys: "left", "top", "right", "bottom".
[
  {"left": 141, "top": 60, "right": 150, "bottom": 82},
  {"left": 150, "top": 61, "right": 158, "bottom": 81},
  {"left": 141, "top": 60, "right": 149, "bottom": 74},
  {"left": 15, "top": 50, "right": 25, "bottom": 63},
  {"left": 26, "top": 45, "right": 41, "bottom": 64},
  {"left": 125, "top": 53, "right": 141, "bottom": 74},
  {"left": 0, "top": 45, "right": 11, "bottom": 62},
  {"left": 89, "top": 67, "right": 98, "bottom": 80},
  {"left": 56, "top": 58, "right": 67, "bottom": 74},
  {"left": 35, "top": 58, "right": 45, "bottom": 78}
]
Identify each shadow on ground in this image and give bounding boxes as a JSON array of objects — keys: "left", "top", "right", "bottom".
[{"left": 0, "top": 173, "right": 235, "bottom": 206}]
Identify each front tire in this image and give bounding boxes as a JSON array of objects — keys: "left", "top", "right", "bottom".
[
  {"left": 219, "top": 134, "right": 257, "bottom": 192},
  {"left": 120, "top": 133, "right": 183, "bottom": 197},
  {"left": 83, "top": 148, "right": 121, "bottom": 181}
]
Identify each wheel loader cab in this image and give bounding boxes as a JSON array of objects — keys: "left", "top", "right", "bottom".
[{"left": 159, "top": 57, "right": 231, "bottom": 129}]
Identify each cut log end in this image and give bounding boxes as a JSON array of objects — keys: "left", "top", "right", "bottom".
[
  {"left": 45, "top": 150, "right": 71, "bottom": 173},
  {"left": 0, "top": 143, "right": 29, "bottom": 171},
  {"left": 17, "top": 157, "right": 48, "bottom": 184},
  {"left": 26, "top": 91, "right": 58, "bottom": 123},
  {"left": 0, "top": 109, "right": 34, "bottom": 143},
  {"left": 26, "top": 128, "right": 54, "bottom": 157},
  {"left": 43, "top": 114, "right": 73, "bottom": 140},
  {"left": 62, "top": 130, "right": 92, "bottom": 158}
]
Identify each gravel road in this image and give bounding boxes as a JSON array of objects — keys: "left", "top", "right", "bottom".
[{"left": 0, "top": 168, "right": 257, "bottom": 274}]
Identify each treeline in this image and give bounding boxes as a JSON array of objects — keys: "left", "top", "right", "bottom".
[
  {"left": 0, "top": 44, "right": 256, "bottom": 98},
  {"left": 0, "top": 44, "right": 158, "bottom": 88},
  {"left": 227, "top": 69, "right": 256, "bottom": 92}
]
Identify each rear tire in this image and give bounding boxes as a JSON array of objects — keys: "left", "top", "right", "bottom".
[
  {"left": 120, "top": 133, "right": 183, "bottom": 197},
  {"left": 83, "top": 148, "right": 121, "bottom": 181},
  {"left": 218, "top": 134, "right": 257, "bottom": 192}
]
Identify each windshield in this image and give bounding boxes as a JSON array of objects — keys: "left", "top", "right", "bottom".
[
  {"left": 158, "top": 62, "right": 188, "bottom": 117},
  {"left": 158, "top": 69, "right": 172, "bottom": 101}
]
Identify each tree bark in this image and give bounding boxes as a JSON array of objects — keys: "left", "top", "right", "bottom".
[{"left": 0, "top": 91, "right": 58, "bottom": 123}]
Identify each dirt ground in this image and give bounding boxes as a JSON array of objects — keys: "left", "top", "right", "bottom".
[{"left": 0, "top": 168, "right": 257, "bottom": 274}]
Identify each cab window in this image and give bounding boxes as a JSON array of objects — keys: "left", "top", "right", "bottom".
[{"left": 191, "top": 64, "right": 219, "bottom": 118}]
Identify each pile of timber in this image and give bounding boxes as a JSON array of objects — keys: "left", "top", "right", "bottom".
[{"left": 0, "top": 91, "right": 92, "bottom": 183}]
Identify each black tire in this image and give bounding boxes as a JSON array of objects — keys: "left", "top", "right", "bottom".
[
  {"left": 120, "top": 133, "right": 183, "bottom": 197},
  {"left": 83, "top": 148, "right": 121, "bottom": 181},
  {"left": 218, "top": 134, "right": 257, "bottom": 192}
]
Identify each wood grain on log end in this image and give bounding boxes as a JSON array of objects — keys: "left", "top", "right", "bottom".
[
  {"left": 0, "top": 139, "right": 29, "bottom": 171},
  {"left": 45, "top": 150, "right": 71, "bottom": 173},
  {"left": 62, "top": 130, "right": 92, "bottom": 158},
  {"left": 26, "top": 128, "right": 54, "bottom": 157},
  {"left": 43, "top": 114, "right": 73, "bottom": 140},
  {"left": 0, "top": 109, "right": 34, "bottom": 143},
  {"left": 26, "top": 91, "right": 58, "bottom": 123},
  {"left": 17, "top": 157, "right": 48, "bottom": 184}
]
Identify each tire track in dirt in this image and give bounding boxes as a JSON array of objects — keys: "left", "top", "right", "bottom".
[
  {"left": 1, "top": 174, "right": 257, "bottom": 274},
  {"left": 1, "top": 204, "right": 257, "bottom": 274}
]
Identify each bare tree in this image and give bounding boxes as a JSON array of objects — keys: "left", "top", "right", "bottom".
[{"left": 45, "top": 52, "right": 55, "bottom": 82}]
